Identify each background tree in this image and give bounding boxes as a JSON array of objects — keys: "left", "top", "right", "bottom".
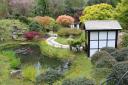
[
  {"left": 64, "top": 0, "right": 87, "bottom": 16},
  {"left": 0, "top": 0, "right": 8, "bottom": 18},
  {"left": 80, "top": 3, "right": 115, "bottom": 22},
  {"left": 115, "top": 0, "right": 128, "bottom": 30},
  {"left": 87, "top": 0, "right": 121, "bottom": 7},
  {"left": 48, "top": 0, "right": 65, "bottom": 18},
  {"left": 34, "top": 0, "right": 50, "bottom": 16},
  {"left": 8, "top": 0, "right": 34, "bottom": 16}
]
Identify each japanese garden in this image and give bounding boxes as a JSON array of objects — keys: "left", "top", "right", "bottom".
[{"left": 0, "top": 0, "right": 128, "bottom": 85}]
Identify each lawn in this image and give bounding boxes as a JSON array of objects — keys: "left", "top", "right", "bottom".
[{"left": 55, "top": 37, "right": 69, "bottom": 45}]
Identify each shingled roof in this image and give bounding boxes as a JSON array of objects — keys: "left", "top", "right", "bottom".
[{"left": 84, "top": 20, "right": 122, "bottom": 31}]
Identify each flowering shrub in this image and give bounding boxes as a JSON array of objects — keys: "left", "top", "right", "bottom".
[
  {"left": 24, "top": 31, "right": 40, "bottom": 40},
  {"left": 56, "top": 15, "right": 74, "bottom": 26}
]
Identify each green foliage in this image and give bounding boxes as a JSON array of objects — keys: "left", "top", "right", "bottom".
[
  {"left": 108, "top": 61, "right": 128, "bottom": 85},
  {"left": 120, "top": 34, "right": 128, "bottom": 47},
  {"left": 22, "top": 65, "right": 36, "bottom": 82},
  {"left": 39, "top": 41, "right": 74, "bottom": 59},
  {"left": 115, "top": 0, "right": 128, "bottom": 30},
  {"left": 80, "top": 3, "right": 115, "bottom": 22},
  {"left": 1, "top": 50, "right": 21, "bottom": 69},
  {"left": 0, "top": 19, "right": 28, "bottom": 40},
  {"left": 29, "top": 21, "right": 43, "bottom": 32},
  {"left": 43, "top": 69, "right": 63, "bottom": 84},
  {"left": 111, "top": 48, "right": 128, "bottom": 61},
  {"left": 87, "top": 0, "right": 120, "bottom": 7},
  {"left": 91, "top": 51, "right": 117, "bottom": 68},
  {"left": 100, "top": 47, "right": 117, "bottom": 54},
  {"left": 58, "top": 29, "right": 82, "bottom": 37},
  {"left": 34, "top": 0, "right": 50, "bottom": 16},
  {"left": 0, "top": 0, "right": 8, "bottom": 18},
  {"left": 62, "top": 77, "right": 95, "bottom": 85}
]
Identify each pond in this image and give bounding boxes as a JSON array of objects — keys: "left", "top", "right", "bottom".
[{"left": 0, "top": 43, "right": 71, "bottom": 84}]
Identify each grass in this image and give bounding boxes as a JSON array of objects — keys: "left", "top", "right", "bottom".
[
  {"left": 39, "top": 40, "right": 75, "bottom": 59},
  {"left": 55, "top": 37, "right": 70, "bottom": 45},
  {"left": 65, "top": 53, "right": 93, "bottom": 79}
]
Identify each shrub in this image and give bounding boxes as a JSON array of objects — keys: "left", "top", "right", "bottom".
[
  {"left": 22, "top": 65, "right": 36, "bottom": 82},
  {"left": 91, "top": 51, "right": 117, "bottom": 68},
  {"left": 34, "top": 16, "right": 51, "bottom": 26},
  {"left": 56, "top": 15, "right": 75, "bottom": 26},
  {"left": 108, "top": 61, "right": 128, "bottom": 85},
  {"left": 80, "top": 3, "right": 115, "bottom": 22},
  {"left": 29, "top": 22, "right": 43, "bottom": 32},
  {"left": 24, "top": 31, "right": 41, "bottom": 40},
  {"left": 62, "top": 77, "right": 95, "bottom": 85},
  {"left": 34, "top": 16, "right": 59, "bottom": 31},
  {"left": 111, "top": 48, "right": 128, "bottom": 61},
  {"left": 100, "top": 47, "right": 117, "bottom": 54},
  {"left": 120, "top": 34, "right": 128, "bottom": 47},
  {"left": 1, "top": 51, "right": 21, "bottom": 69},
  {"left": 42, "top": 69, "right": 63, "bottom": 84},
  {"left": 58, "top": 29, "right": 82, "bottom": 37}
]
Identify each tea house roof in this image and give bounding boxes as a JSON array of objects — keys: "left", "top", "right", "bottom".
[{"left": 84, "top": 20, "right": 122, "bottom": 31}]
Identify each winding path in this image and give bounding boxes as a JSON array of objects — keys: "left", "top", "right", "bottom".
[{"left": 46, "top": 36, "right": 69, "bottom": 49}]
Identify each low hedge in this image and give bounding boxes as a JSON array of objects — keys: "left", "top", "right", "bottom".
[
  {"left": 62, "top": 77, "right": 95, "bottom": 85},
  {"left": 111, "top": 48, "right": 128, "bottom": 61},
  {"left": 91, "top": 51, "right": 117, "bottom": 68},
  {"left": 100, "top": 47, "right": 117, "bottom": 54},
  {"left": 108, "top": 61, "right": 128, "bottom": 85},
  {"left": 57, "top": 28, "right": 82, "bottom": 37}
]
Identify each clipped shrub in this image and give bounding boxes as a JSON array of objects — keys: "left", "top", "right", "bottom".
[
  {"left": 34, "top": 16, "right": 59, "bottom": 31},
  {"left": 91, "top": 51, "right": 117, "bottom": 68},
  {"left": 58, "top": 29, "right": 82, "bottom": 37},
  {"left": 111, "top": 48, "right": 128, "bottom": 61},
  {"left": 108, "top": 61, "right": 128, "bottom": 85},
  {"left": 42, "top": 69, "right": 63, "bottom": 84},
  {"left": 80, "top": 3, "right": 114, "bottom": 22},
  {"left": 100, "top": 47, "right": 117, "bottom": 54},
  {"left": 22, "top": 65, "right": 36, "bottom": 82},
  {"left": 62, "top": 77, "right": 95, "bottom": 85},
  {"left": 34, "top": 16, "right": 51, "bottom": 26},
  {"left": 24, "top": 31, "right": 41, "bottom": 40},
  {"left": 29, "top": 22, "right": 43, "bottom": 32},
  {"left": 56, "top": 15, "right": 74, "bottom": 26}
]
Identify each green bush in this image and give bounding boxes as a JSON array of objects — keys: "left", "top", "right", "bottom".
[
  {"left": 22, "top": 65, "right": 36, "bottom": 82},
  {"left": 91, "top": 51, "right": 117, "bottom": 68},
  {"left": 42, "top": 69, "right": 63, "bottom": 84},
  {"left": 62, "top": 77, "right": 95, "bottom": 85},
  {"left": 111, "top": 48, "right": 128, "bottom": 61},
  {"left": 80, "top": 3, "right": 115, "bottom": 22},
  {"left": 100, "top": 47, "right": 117, "bottom": 54},
  {"left": 58, "top": 29, "right": 82, "bottom": 37},
  {"left": 29, "top": 22, "right": 43, "bottom": 32},
  {"left": 120, "top": 34, "right": 128, "bottom": 47},
  {"left": 108, "top": 61, "right": 128, "bottom": 85},
  {"left": 1, "top": 50, "right": 21, "bottom": 69},
  {"left": 0, "top": 19, "right": 28, "bottom": 40}
]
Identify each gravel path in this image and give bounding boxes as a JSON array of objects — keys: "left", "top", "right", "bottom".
[{"left": 46, "top": 36, "right": 69, "bottom": 48}]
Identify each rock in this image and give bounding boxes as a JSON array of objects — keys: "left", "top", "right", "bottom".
[{"left": 10, "top": 70, "right": 22, "bottom": 79}]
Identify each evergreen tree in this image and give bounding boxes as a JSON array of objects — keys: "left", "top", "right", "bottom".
[{"left": 34, "top": 0, "right": 49, "bottom": 16}]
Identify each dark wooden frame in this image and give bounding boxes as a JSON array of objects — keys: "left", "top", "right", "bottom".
[{"left": 87, "top": 30, "right": 119, "bottom": 57}]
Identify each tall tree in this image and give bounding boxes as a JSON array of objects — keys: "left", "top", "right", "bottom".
[
  {"left": 0, "top": 0, "right": 8, "bottom": 18},
  {"left": 64, "top": 0, "right": 87, "bottom": 16},
  {"left": 115, "top": 0, "right": 128, "bottom": 30},
  {"left": 87, "top": 0, "right": 120, "bottom": 7},
  {"left": 34, "top": 0, "right": 50, "bottom": 16}
]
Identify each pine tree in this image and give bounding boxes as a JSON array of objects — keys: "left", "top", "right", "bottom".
[{"left": 34, "top": 0, "right": 49, "bottom": 16}]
